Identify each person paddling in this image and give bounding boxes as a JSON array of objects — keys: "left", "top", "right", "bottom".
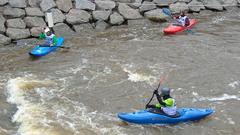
[
  {"left": 174, "top": 11, "right": 190, "bottom": 27},
  {"left": 39, "top": 27, "right": 57, "bottom": 46},
  {"left": 146, "top": 87, "right": 177, "bottom": 116}
]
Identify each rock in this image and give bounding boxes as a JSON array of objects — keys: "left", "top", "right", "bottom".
[
  {"left": 169, "top": 2, "right": 189, "bottom": 13},
  {"left": 73, "top": 23, "right": 94, "bottom": 34},
  {"left": 199, "top": 9, "right": 214, "bottom": 16},
  {"left": 144, "top": 9, "right": 169, "bottom": 22},
  {"left": 95, "top": 0, "right": 116, "bottom": 10},
  {"left": 0, "top": 0, "right": 8, "bottom": 6},
  {"left": 188, "top": 0, "right": 205, "bottom": 12},
  {"left": 153, "top": 0, "right": 176, "bottom": 7},
  {"left": 66, "top": 9, "right": 91, "bottom": 24},
  {"left": 0, "top": 34, "right": 11, "bottom": 45},
  {"left": 0, "top": 15, "right": 6, "bottom": 34},
  {"left": 56, "top": 0, "right": 72, "bottom": 12},
  {"left": 139, "top": 1, "right": 157, "bottom": 13},
  {"left": 24, "top": 17, "right": 46, "bottom": 27},
  {"left": 95, "top": 21, "right": 109, "bottom": 31},
  {"left": 53, "top": 23, "right": 75, "bottom": 36},
  {"left": 6, "top": 28, "right": 30, "bottom": 40},
  {"left": 30, "top": 27, "right": 42, "bottom": 37},
  {"left": 118, "top": 3, "right": 143, "bottom": 20},
  {"left": 6, "top": 18, "right": 26, "bottom": 28},
  {"left": 45, "top": 8, "right": 65, "bottom": 24},
  {"left": 3, "top": 7, "right": 25, "bottom": 18},
  {"left": 201, "top": 0, "right": 223, "bottom": 11},
  {"left": 110, "top": 12, "right": 125, "bottom": 25},
  {"left": 40, "top": 0, "right": 56, "bottom": 12},
  {"left": 25, "top": 7, "right": 44, "bottom": 16},
  {"left": 28, "top": 0, "right": 42, "bottom": 7},
  {"left": 177, "top": 0, "right": 191, "bottom": 3},
  {"left": 9, "top": 0, "right": 27, "bottom": 8},
  {"left": 92, "top": 10, "right": 111, "bottom": 21},
  {"left": 129, "top": 0, "right": 142, "bottom": 9},
  {"left": 218, "top": 0, "right": 238, "bottom": 8},
  {"left": 75, "top": 0, "right": 95, "bottom": 11}
]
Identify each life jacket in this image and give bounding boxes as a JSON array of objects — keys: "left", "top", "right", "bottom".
[
  {"left": 178, "top": 16, "right": 189, "bottom": 27},
  {"left": 162, "top": 98, "right": 177, "bottom": 116},
  {"left": 44, "top": 33, "right": 55, "bottom": 45}
]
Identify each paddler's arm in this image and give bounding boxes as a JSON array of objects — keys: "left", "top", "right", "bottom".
[
  {"left": 156, "top": 93, "right": 166, "bottom": 107},
  {"left": 52, "top": 36, "right": 57, "bottom": 45},
  {"left": 39, "top": 32, "right": 46, "bottom": 40}
]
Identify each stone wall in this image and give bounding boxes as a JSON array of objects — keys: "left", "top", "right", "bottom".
[{"left": 0, "top": 0, "right": 239, "bottom": 45}]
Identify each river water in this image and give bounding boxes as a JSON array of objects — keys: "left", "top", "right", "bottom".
[{"left": 0, "top": 8, "right": 240, "bottom": 135}]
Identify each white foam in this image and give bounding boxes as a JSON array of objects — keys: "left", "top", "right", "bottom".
[
  {"left": 228, "top": 81, "right": 240, "bottom": 89},
  {"left": 192, "top": 91, "right": 240, "bottom": 102}
]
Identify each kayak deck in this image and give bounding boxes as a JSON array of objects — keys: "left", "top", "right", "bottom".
[{"left": 163, "top": 19, "right": 196, "bottom": 34}]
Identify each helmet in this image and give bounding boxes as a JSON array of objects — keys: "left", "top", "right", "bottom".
[{"left": 161, "top": 87, "right": 170, "bottom": 96}]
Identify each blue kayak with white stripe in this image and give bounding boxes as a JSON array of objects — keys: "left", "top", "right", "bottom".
[
  {"left": 118, "top": 108, "right": 213, "bottom": 124},
  {"left": 29, "top": 37, "right": 64, "bottom": 57}
]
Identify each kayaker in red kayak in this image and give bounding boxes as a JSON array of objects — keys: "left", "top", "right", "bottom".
[
  {"left": 174, "top": 11, "right": 190, "bottom": 27},
  {"left": 39, "top": 27, "right": 57, "bottom": 46},
  {"left": 146, "top": 87, "right": 177, "bottom": 116}
]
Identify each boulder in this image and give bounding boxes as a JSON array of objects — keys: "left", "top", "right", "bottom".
[
  {"left": 95, "top": 20, "right": 109, "bottom": 31},
  {"left": 73, "top": 23, "right": 94, "bottom": 33},
  {"left": 144, "top": 9, "right": 169, "bottom": 22},
  {"left": 28, "top": 0, "right": 42, "bottom": 7},
  {"left": 95, "top": 0, "right": 116, "bottom": 10},
  {"left": 45, "top": 8, "right": 65, "bottom": 24},
  {"left": 25, "top": 7, "right": 44, "bottom": 16},
  {"left": 188, "top": 0, "right": 205, "bottom": 12},
  {"left": 66, "top": 9, "right": 91, "bottom": 24},
  {"left": 218, "top": 0, "right": 238, "bottom": 8},
  {"left": 92, "top": 10, "right": 111, "bottom": 21},
  {"left": 30, "top": 27, "right": 42, "bottom": 37},
  {"left": 6, "top": 18, "right": 26, "bottom": 28},
  {"left": 3, "top": 7, "right": 25, "bottom": 18},
  {"left": 153, "top": 0, "right": 176, "bottom": 7},
  {"left": 6, "top": 28, "right": 30, "bottom": 40},
  {"left": 53, "top": 23, "right": 75, "bottom": 36},
  {"left": 110, "top": 12, "right": 125, "bottom": 25},
  {"left": 0, "top": 0, "right": 8, "bottom": 6},
  {"left": 169, "top": 2, "right": 189, "bottom": 13},
  {"left": 201, "top": 0, "right": 223, "bottom": 11},
  {"left": 40, "top": 0, "right": 56, "bottom": 12},
  {"left": 75, "top": 0, "right": 95, "bottom": 11},
  {"left": 0, "top": 34, "right": 11, "bottom": 45},
  {"left": 56, "top": 0, "right": 72, "bottom": 12},
  {"left": 0, "top": 15, "right": 6, "bottom": 33},
  {"left": 9, "top": 0, "right": 27, "bottom": 8},
  {"left": 139, "top": 1, "right": 157, "bottom": 13},
  {"left": 118, "top": 3, "right": 143, "bottom": 20},
  {"left": 24, "top": 17, "right": 46, "bottom": 27},
  {"left": 129, "top": 0, "right": 142, "bottom": 9}
]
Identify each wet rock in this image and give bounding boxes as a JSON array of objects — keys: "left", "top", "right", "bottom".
[
  {"left": 139, "top": 1, "right": 157, "bottom": 13},
  {"left": 56, "top": 0, "right": 73, "bottom": 13},
  {"left": 144, "top": 9, "right": 169, "bottom": 22},
  {"left": 53, "top": 23, "right": 75, "bottom": 36},
  {"left": 6, "top": 28, "right": 30, "bottom": 40},
  {"left": 218, "top": 0, "right": 238, "bottom": 9},
  {"left": 92, "top": 10, "right": 111, "bottom": 21},
  {"left": 0, "top": 15, "right": 6, "bottom": 34},
  {"left": 75, "top": 0, "right": 95, "bottom": 11},
  {"left": 3, "top": 7, "right": 25, "bottom": 18},
  {"left": 0, "top": 0, "right": 8, "bottom": 6},
  {"left": 188, "top": 0, "right": 205, "bottom": 12},
  {"left": 45, "top": 8, "right": 65, "bottom": 24},
  {"left": 153, "top": 0, "right": 176, "bottom": 7},
  {"left": 95, "top": 0, "right": 116, "bottom": 10},
  {"left": 30, "top": 27, "right": 42, "bottom": 37},
  {"left": 73, "top": 23, "right": 94, "bottom": 34},
  {"left": 6, "top": 18, "right": 26, "bottom": 28},
  {"left": 169, "top": 2, "right": 189, "bottom": 13},
  {"left": 129, "top": 0, "right": 142, "bottom": 9},
  {"left": 66, "top": 9, "right": 91, "bottom": 24},
  {"left": 9, "top": 0, "right": 27, "bottom": 8},
  {"left": 40, "top": 0, "right": 56, "bottom": 12},
  {"left": 199, "top": 9, "right": 214, "bottom": 16},
  {"left": 118, "top": 3, "right": 143, "bottom": 20},
  {"left": 201, "top": 0, "right": 223, "bottom": 11},
  {"left": 24, "top": 17, "right": 46, "bottom": 27},
  {"left": 0, "top": 34, "right": 11, "bottom": 45},
  {"left": 28, "top": 0, "right": 42, "bottom": 7},
  {"left": 95, "top": 20, "right": 109, "bottom": 31},
  {"left": 25, "top": 7, "right": 44, "bottom": 16},
  {"left": 110, "top": 12, "right": 125, "bottom": 25}
]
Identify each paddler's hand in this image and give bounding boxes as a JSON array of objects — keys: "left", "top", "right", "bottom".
[{"left": 153, "top": 89, "right": 159, "bottom": 95}]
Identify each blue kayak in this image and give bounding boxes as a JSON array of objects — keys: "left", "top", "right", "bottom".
[
  {"left": 118, "top": 108, "right": 213, "bottom": 124},
  {"left": 29, "top": 37, "right": 64, "bottom": 57}
]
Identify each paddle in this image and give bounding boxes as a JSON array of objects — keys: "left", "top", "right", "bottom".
[
  {"left": 162, "top": 8, "right": 193, "bottom": 33},
  {"left": 39, "top": 45, "right": 70, "bottom": 49}
]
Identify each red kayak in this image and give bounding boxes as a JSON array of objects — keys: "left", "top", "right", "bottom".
[{"left": 163, "top": 19, "right": 196, "bottom": 34}]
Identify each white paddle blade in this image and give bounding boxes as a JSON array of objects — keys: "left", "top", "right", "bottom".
[{"left": 46, "top": 11, "right": 54, "bottom": 28}]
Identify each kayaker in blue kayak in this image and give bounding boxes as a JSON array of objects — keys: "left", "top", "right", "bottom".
[
  {"left": 146, "top": 87, "right": 177, "bottom": 116},
  {"left": 39, "top": 27, "right": 57, "bottom": 46},
  {"left": 174, "top": 11, "right": 190, "bottom": 27}
]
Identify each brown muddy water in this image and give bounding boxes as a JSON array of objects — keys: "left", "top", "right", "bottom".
[{"left": 0, "top": 8, "right": 240, "bottom": 135}]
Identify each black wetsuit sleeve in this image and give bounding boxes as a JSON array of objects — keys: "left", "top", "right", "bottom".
[{"left": 156, "top": 94, "right": 166, "bottom": 106}]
